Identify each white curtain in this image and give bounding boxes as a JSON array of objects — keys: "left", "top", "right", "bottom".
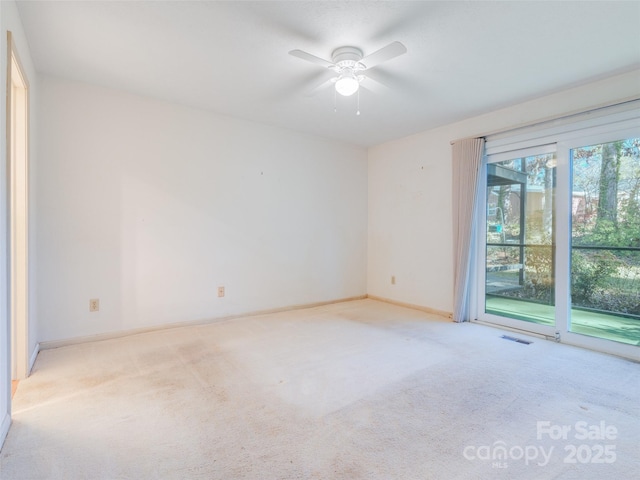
[{"left": 452, "top": 138, "right": 485, "bottom": 322}]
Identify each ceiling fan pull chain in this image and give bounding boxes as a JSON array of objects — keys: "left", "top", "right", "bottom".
[
  {"left": 334, "top": 87, "right": 337, "bottom": 113},
  {"left": 356, "top": 88, "right": 361, "bottom": 116}
]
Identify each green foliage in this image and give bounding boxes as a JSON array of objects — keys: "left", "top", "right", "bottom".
[
  {"left": 589, "top": 219, "right": 620, "bottom": 246},
  {"left": 576, "top": 208, "right": 640, "bottom": 249},
  {"left": 569, "top": 249, "right": 640, "bottom": 317},
  {"left": 522, "top": 245, "right": 554, "bottom": 303},
  {"left": 618, "top": 195, "right": 640, "bottom": 248},
  {"left": 571, "top": 250, "right": 618, "bottom": 304}
]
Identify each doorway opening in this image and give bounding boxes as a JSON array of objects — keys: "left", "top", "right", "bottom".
[{"left": 7, "top": 31, "right": 30, "bottom": 383}]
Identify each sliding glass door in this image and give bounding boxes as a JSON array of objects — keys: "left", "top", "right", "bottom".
[
  {"left": 476, "top": 132, "right": 640, "bottom": 358},
  {"left": 481, "top": 147, "right": 558, "bottom": 337}
]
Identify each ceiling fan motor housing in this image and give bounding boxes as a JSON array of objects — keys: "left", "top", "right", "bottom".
[{"left": 331, "top": 46, "right": 364, "bottom": 71}]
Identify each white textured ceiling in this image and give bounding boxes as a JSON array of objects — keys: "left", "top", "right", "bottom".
[{"left": 16, "top": 1, "right": 640, "bottom": 147}]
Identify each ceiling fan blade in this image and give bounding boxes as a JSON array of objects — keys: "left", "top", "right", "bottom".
[
  {"left": 363, "top": 70, "right": 392, "bottom": 88},
  {"left": 360, "top": 41, "right": 407, "bottom": 70},
  {"left": 366, "top": 67, "right": 423, "bottom": 97},
  {"left": 289, "top": 49, "right": 335, "bottom": 69},
  {"left": 361, "top": 72, "right": 390, "bottom": 94},
  {"left": 305, "top": 76, "right": 336, "bottom": 97}
]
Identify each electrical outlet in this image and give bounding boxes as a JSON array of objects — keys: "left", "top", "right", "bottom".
[
  {"left": 89, "top": 298, "right": 99, "bottom": 312},
  {"left": 218, "top": 286, "right": 225, "bottom": 298},
  {"left": 391, "top": 276, "right": 396, "bottom": 285}
]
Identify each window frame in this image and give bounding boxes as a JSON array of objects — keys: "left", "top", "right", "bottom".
[{"left": 471, "top": 102, "right": 640, "bottom": 360}]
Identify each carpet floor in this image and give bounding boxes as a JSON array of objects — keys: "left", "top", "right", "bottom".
[{"left": 1, "top": 299, "right": 638, "bottom": 479}]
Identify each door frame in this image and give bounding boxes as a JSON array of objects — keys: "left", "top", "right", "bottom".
[
  {"left": 6, "top": 31, "right": 30, "bottom": 380},
  {"left": 473, "top": 146, "right": 559, "bottom": 340},
  {"left": 473, "top": 124, "right": 640, "bottom": 361},
  {"left": 555, "top": 127, "right": 640, "bottom": 361}
]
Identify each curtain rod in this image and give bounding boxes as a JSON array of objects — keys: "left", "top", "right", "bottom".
[{"left": 449, "top": 96, "right": 640, "bottom": 146}]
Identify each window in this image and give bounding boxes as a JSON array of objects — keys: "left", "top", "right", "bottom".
[
  {"left": 569, "top": 138, "right": 639, "bottom": 345},
  {"left": 474, "top": 102, "right": 640, "bottom": 360},
  {"left": 484, "top": 151, "right": 556, "bottom": 327}
]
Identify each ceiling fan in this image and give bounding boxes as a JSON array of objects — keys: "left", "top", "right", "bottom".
[{"left": 289, "top": 41, "right": 407, "bottom": 97}]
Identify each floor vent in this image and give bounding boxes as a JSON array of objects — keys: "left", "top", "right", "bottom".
[{"left": 501, "top": 335, "right": 532, "bottom": 345}]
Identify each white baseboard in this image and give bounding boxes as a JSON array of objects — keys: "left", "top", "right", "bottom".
[
  {"left": 28, "top": 343, "right": 40, "bottom": 375},
  {"left": 0, "top": 412, "right": 10, "bottom": 452},
  {"left": 39, "top": 295, "right": 368, "bottom": 351},
  {"left": 367, "top": 295, "right": 453, "bottom": 319}
]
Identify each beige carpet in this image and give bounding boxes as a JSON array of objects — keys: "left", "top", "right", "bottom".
[{"left": 1, "top": 299, "right": 638, "bottom": 479}]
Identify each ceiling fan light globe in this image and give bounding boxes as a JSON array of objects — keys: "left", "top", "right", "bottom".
[{"left": 335, "top": 76, "right": 359, "bottom": 96}]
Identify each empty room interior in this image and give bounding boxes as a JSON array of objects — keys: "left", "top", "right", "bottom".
[{"left": 1, "top": 1, "right": 639, "bottom": 479}]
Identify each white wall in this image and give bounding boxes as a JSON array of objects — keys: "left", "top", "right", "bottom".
[
  {"left": 36, "top": 76, "right": 367, "bottom": 342},
  {"left": 368, "top": 69, "right": 640, "bottom": 314},
  {"left": 1, "top": 0, "right": 39, "bottom": 449}
]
